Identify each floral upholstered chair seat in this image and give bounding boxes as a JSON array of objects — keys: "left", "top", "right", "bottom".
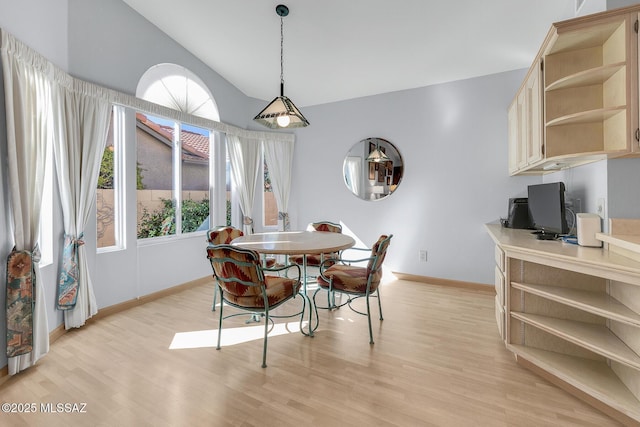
[
  {"left": 313, "top": 234, "right": 392, "bottom": 344},
  {"left": 220, "top": 274, "right": 301, "bottom": 308},
  {"left": 316, "top": 264, "right": 383, "bottom": 293}
]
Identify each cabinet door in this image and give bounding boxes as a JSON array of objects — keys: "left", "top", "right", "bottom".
[
  {"left": 517, "top": 90, "right": 527, "bottom": 170},
  {"left": 507, "top": 99, "right": 519, "bottom": 175},
  {"left": 525, "top": 64, "right": 543, "bottom": 165},
  {"left": 635, "top": 12, "right": 640, "bottom": 155}
]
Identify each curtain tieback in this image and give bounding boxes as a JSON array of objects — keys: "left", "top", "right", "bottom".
[
  {"left": 243, "top": 216, "right": 253, "bottom": 225},
  {"left": 278, "top": 212, "right": 290, "bottom": 231},
  {"left": 66, "top": 233, "right": 85, "bottom": 247},
  {"left": 56, "top": 233, "right": 84, "bottom": 310},
  {"left": 6, "top": 247, "right": 37, "bottom": 357}
]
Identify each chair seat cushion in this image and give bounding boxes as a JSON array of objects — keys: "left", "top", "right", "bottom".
[
  {"left": 265, "top": 257, "right": 278, "bottom": 268},
  {"left": 317, "top": 264, "right": 382, "bottom": 293},
  {"left": 222, "top": 275, "right": 301, "bottom": 308},
  {"left": 288, "top": 253, "right": 337, "bottom": 267}
]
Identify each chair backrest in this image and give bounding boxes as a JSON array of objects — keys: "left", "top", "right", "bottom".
[
  {"left": 207, "top": 226, "right": 244, "bottom": 245},
  {"left": 206, "top": 244, "right": 264, "bottom": 299},
  {"left": 367, "top": 234, "right": 393, "bottom": 275},
  {"left": 310, "top": 221, "right": 342, "bottom": 233}
]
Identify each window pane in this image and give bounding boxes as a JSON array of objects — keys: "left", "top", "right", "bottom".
[
  {"left": 97, "top": 108, "right": 116, "bottom": 248},
  {"left": 263, "top": 160, "right": 278, "bottom": 227},
  {"left": 180, "top": 123, "right": 210, "bottom": 233},
  {"left": 136, "top": 113, "right": 176, "bottom": 238}
]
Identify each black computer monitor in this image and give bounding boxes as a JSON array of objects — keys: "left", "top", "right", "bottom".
[{"left": 527, "top": 182, "right": 568, "bottom": 238}]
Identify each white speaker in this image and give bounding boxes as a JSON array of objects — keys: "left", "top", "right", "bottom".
[{"left": 576, "top": 213, "right": 602, "bottom": 247}]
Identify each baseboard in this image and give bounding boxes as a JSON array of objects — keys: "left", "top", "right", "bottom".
[
  {"left": 0, "top": 276, "right": 213, "bottom": 383},
  {"left": 392, "top": 272, "right": 493, "bottom": 293},
  {"left": 87, "top": 275, "right": 212, "bottom": 323}
]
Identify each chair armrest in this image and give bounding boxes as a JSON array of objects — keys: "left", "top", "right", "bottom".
[
  {"left": 346, "top": 246, "right": 370, "bottom": 252},
  {"left": 318, "top": 254, "right": 374, "bottom": 276},
  {"left": 264, "top": 262, "right": 302, "bottom": 283},
  {"left": 318, "top": 257, "right": 340, "bottom": 274}
]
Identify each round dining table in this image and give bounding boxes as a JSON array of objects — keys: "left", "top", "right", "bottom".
[{"left": 231, "top": 230, "right": 355, "bottom": 336}]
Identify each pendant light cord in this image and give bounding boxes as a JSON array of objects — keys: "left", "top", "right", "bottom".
[{"left": 280, "top": 16, "right": 285, "bottom": 90}]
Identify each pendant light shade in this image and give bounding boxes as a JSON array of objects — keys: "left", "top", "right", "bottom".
[
  {"left": 366, "top": 145, "right": 391, "bottom": 162},
  {"left": 253, "top": 84, "right": 309, "bottom": 129},
  {"left": 253, "top": 4, "right": 309, "bottom": 129}
]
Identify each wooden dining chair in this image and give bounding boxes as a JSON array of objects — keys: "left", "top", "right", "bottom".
[
  {"left": 313, "top": 234, "right": 392, "bottom": 344},
  {"left": 206, "top": 244, "right": 304, "bottom": 368}
]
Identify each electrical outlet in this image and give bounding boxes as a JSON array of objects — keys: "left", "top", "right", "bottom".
[
  {"left": 596, "top": 198, "right": 606, "bottom": 219},
  {"left": 418, "top": 250, "right": 427, "bottom": 262}
]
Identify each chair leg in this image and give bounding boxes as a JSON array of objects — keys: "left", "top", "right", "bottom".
[
  {"left": 299, "top": 294, "right": 307, "bottom": 334},
  {"left": 377, "top": 288, "right": 384, "bottom": 321},
  {"left": 211, "top": 284, "right": 218, "bottom": 311},
  {"left": 366, "top": 293, "right": 374, "bottom": 345},
  {"left": 216, "top": 298, "right": 224, "bottom": 350},
  {"left": 261, "top": 311, "right": 269, "bottom": 368}
]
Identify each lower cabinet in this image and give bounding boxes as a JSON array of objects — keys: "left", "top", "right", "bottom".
[
  {"left": 494, "top": 295, "right": 505, "bottom": 341},
  {"left": 486, "top": 224, "right": 640, "bottom": 425},
  {"left": 494, "top": 245, "right": 506, "bottom": 340}
]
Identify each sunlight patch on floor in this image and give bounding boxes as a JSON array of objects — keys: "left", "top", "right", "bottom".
[{"left": 169, "top": 321, "right": 308, "bottom": 349}]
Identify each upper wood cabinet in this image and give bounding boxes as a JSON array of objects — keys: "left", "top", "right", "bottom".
[
  {"left": 508, "top": 6, "right": 640, "bottom": 175},
  {"left": 508, "top": 61, "right": 544, "bottom": 175}
]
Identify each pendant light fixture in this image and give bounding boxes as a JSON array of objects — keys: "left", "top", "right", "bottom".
[
  {"left": 253, "top": 4, "right": 310, "bottom": 129},
  {"left": 366, "top": 142, "right": 391, "bottom": 163}
]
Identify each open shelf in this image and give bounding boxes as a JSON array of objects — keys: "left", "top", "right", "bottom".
[
  {"left": 546, "top": 19, "right": 627, "bottom": 56},
  {"left": 545, "top": 106, "right": 626, "bottom": 127},
  {"left": 545, "top": 62, "right": 626, "bottom": 92},
  {"left": 511, "top": 311, "right": 640, "bottom": 371},
  {"left": 487, "top": 221, "right": 640, "bottom": 423},
  {"left": 512, "top": 282, "right": 640, "bottom": 327},
  {"left": 509, "top": 344, "right": 640, "bottom": 420}
]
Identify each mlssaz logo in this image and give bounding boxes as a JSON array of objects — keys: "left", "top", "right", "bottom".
[{"left": 40, "top": 403, "right": 88, "bottom": 413}]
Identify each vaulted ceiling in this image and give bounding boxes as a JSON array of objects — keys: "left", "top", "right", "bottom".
[{"left": 122, "top": 0, "right": 598, "bottom": 107}]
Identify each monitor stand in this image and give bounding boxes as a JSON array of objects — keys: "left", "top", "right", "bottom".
[{"left": 531, "top": 230, "right": 559, "bottom": 240}]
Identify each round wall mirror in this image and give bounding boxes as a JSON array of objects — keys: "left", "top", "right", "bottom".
[{"left": 343, "top": 137, "right": 403, "bottom": 201}]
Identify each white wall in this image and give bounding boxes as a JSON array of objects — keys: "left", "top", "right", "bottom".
[
  {"left": 68, "top": 0, "right": 250, "bottom": 128},
  {"left": 608, "top": 158, "right": 640, "bottom": 219},
  {"left": 607, "top": 0, "right": 639, "bottom": 10}
]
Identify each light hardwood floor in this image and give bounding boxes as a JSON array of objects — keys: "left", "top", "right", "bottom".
[{"left": 0, "top": 277, "right": 623, "bottom": 426}]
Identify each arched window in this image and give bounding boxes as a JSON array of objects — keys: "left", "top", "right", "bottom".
[
  {"left": 129, "top": 64, "right": 226, "bottom": 239},
  {"left": 136, "top": 63, "right": 219, "bottom": 121}
]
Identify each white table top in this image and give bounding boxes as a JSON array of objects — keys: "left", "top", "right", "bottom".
[{"left": 231, "top": 231, "right": 355, "bottom": 255}]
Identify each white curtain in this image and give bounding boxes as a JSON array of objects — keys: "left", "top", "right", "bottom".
[
  {"left": 227, "top": 135, "right": 261, "bottom": 234},
  {"left": 52, "top": 82, "right": 111, "bottom": 329},
  {"left": 1, "top": 30, "right": 52, "bottom": 375},
  {"left": 264, "top": 138, "right": 294, "bottom": 231}
]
